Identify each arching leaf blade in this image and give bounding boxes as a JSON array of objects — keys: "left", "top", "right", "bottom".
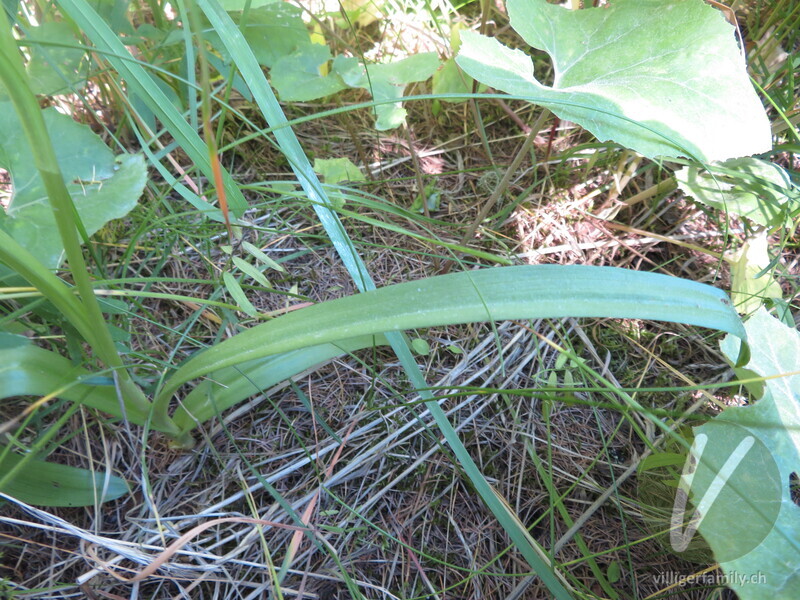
[
  {"left": 172, "top": 335, "right": 388, "bottom": 431},
  {"left": 0, "top": 449, "right": 128, "bottom": 507},
  {"left": 158, "top": 265, "right": 746, "bottom": 406},
  {"left": 0, "top": 342, "right": 153, "bottom": 427}
]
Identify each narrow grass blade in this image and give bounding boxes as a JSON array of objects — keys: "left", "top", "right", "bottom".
[
  {"left": 195, "top": 0, "right": 372, "bottom": 288},
  {"left": 231, "top": 256, "right": 272, "bottom": 288},
  {"left": 55, "top": 0, "right": 248, "bottom": 218},
  {"left": 242, "top": 241, "right": 286, "bottom": 272}
]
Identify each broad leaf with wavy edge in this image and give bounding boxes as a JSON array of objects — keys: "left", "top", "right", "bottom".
[
  {"left": 456, "top": 0, "right": 771, "bottom": 161},
  {"left": 698, "top": 309, "right": 800, "bottom": 599}
]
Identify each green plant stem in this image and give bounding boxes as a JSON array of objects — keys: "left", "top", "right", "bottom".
[
  {"left": 459, "top": 108, "right": 550, "bottom": 247},
  {"left": 0, "top": 230, "right": 93, "bottom": 340},
  {"left": 185, "top": 0, "right": 234, "bottom": 239},
  {"left": 403, "top": 123, "right": 430, "bottom": 219},
  {"left": 0, "top": 13, "right": 178, "bottom": 435}
]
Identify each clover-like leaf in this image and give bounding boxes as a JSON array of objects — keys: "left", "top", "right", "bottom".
[
  {"left": 456, "top": 0, "right": 771, "bottom": 161},
  {"left": 0, "top": 103, "right": 146, "bottom": 269}
]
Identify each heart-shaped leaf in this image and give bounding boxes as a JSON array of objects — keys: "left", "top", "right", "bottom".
[
  {"left": 271, "top": 44, "right": 348, "bottom": 101},
  {"left": 333, "top": 53, "right": 440, "bottom": 130},
  {"left": 456, "top": 0, "right": 771, "bottom": 160}
]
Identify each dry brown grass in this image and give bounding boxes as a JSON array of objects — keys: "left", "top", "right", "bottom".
[{"left": 3, "top": 1, "right": 797, "bottom": 599}]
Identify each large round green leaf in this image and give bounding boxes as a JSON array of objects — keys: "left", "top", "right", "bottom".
[
  {"left": 0, "top": 103, "right": 146, "bottom": 269},
  {"left": 456, "top": 0, "right": 771, "bottom": 161}
]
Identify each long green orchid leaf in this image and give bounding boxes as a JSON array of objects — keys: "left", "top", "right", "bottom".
[
  {"left": 0, "top": 337, "right": 152, "bottom": 427},
  {"left": 172, "top": 335, "right": 388, "bottom": 432},
  {"left": 0, "top": 448, "right": 129, "bottom": 507},
  {"left": 159, "top": 265, "right": 746, "bottom": 411}
]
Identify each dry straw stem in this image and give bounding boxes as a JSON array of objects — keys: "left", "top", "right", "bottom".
[{"left": 86, "top": 517, "right": 310, "bottom": 583}]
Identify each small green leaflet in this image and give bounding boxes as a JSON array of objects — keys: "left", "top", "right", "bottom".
[
  {"left": 232, "top": 256, "right": 271, "bottom": 288},
  {"left": 271, "top": 44, "right": 348, "bottom": 102},
  {"left": 332, "top": 53, "right": 440, "bottom": 130},
  {"left": 411, "top": 338, "right": 430, "bottom": 355},
  {"left": 313, "top": 157, "right": 366, "bottom": 185},
  {"left": 242, "top": 241, "right": 285, "bottom": 272},
  {"left": 222, "top": 271, "right": 258, "bottom": 317},
  {"left": 432, "top": 58, "right": 474, "bottom": 102}
]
